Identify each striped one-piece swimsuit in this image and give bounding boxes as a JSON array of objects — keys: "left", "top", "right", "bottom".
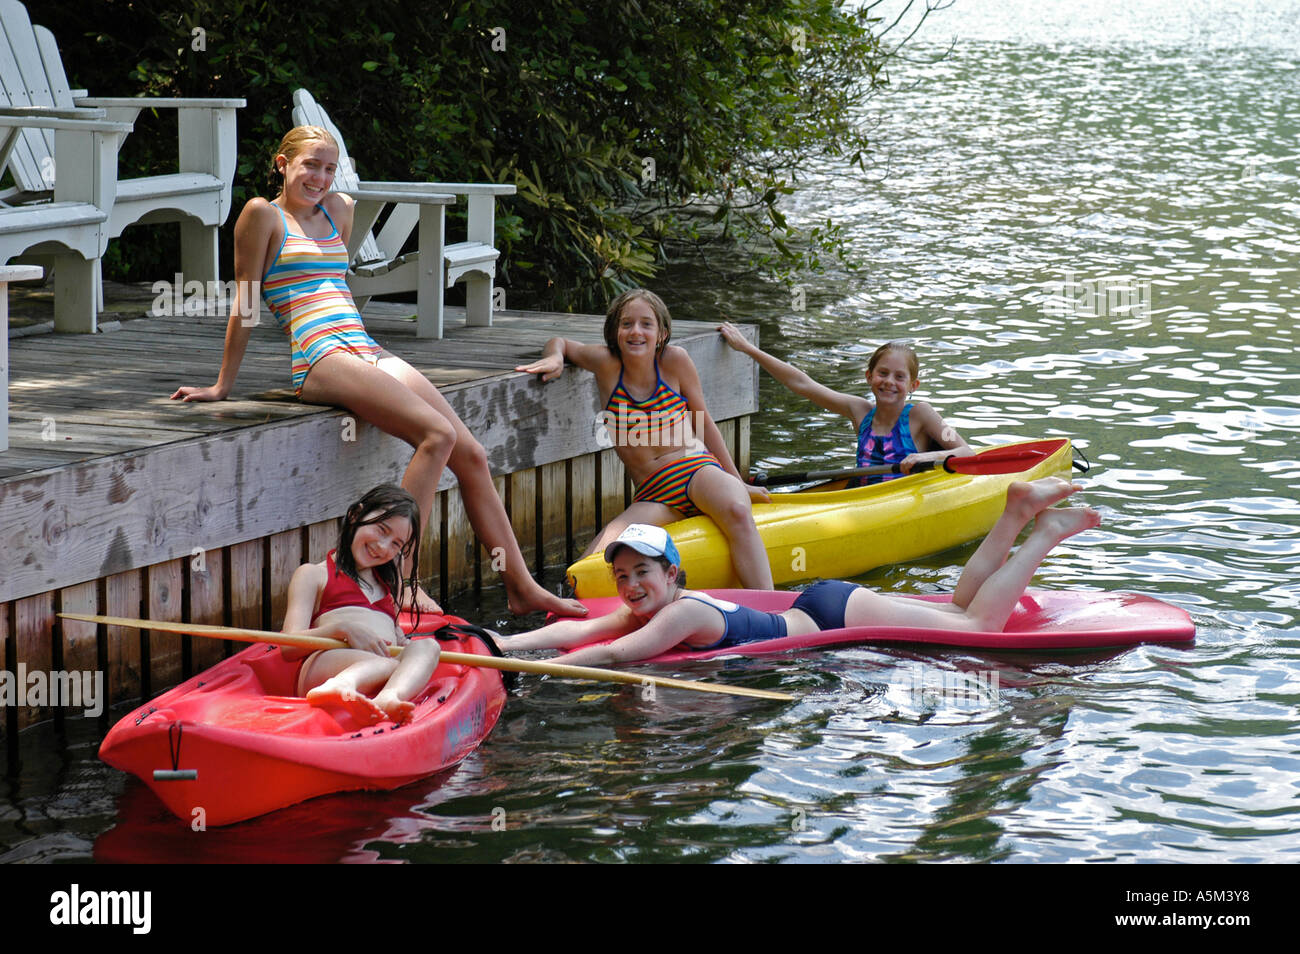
[
  {"left": 604, "top": 361, "right": 720, "bottom": 518},
  {"left": 262, "top": 204, "right": 383, "bottom": 395}
]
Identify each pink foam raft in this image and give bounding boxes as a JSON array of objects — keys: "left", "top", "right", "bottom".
[{"left": 574, "top": 589, "right": 1195, "bottom": 664}]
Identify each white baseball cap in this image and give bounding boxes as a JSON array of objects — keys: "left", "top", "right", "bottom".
[{"left": 603, "top": 524, "right": 682, "bottom": 567}]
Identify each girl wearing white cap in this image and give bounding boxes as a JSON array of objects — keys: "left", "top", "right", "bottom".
[{"left": 496, "top": 478, "right": 1099, "bottom": 666}]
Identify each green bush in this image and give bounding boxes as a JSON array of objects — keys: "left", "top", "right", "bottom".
[{"left": 39, "top": 0, "right": 887, "bottom": 309}]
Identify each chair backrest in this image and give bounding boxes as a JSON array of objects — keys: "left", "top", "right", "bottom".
[
  {"left": 0, "top": 1, "right": 75, "bottom": 193},
  {"left": 290, "top": 88, "right": 383, "bottom": 264}
]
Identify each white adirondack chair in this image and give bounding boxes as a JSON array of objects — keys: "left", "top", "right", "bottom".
[
  {"left": 292, "top": 89, "right": 516, "bottom": 338},
  {"left": 0, "top": 108, "right": 131, "bottom": 332},
  {"left": 0, "top": 0, "right": 244, "bottom": 332}
]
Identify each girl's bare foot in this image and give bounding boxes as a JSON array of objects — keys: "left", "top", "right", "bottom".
[
  {"left": 306, "top": 678, "right": 387, "bottom": 724},
  {"left": 373, "top": 690, "right": 417, "bottom": 724},
  {"left": 1005, "top": 477, "right": 1080, "bottom": 521},
  {"left": 1032, "top": 505, "right": 1101, "bottom": 544},
  {"left": 506, "top": 579, "right": 588, "bottom": 618},
  {"left": 404, "top": 584, "right": 443, "bottom": 615}
]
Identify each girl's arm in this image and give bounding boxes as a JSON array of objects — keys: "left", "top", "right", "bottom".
[
  {"left": 278, "top": 562, "right": 393, "bottom": 658},
  {"left": 279, "top": 563, "right": 326, "bottom": 662},
  {"left": 664, "top": 346, "right": 770, "bottom": 502},
  {"left": 559, "top": 599, "right": 721, "bottom": 667},
  {"left": 170, "top": 199, "right": 279, "bottom": 401},
  {"left": 322, "top": 191, "right": 355, "bottom": 251},
  {"left": 496, "top": 604, "right": 638, "bottom": 652},
  {"left": 515, "top": 336, "right": 613, "bottom": 381},
  {"left": 718, "top": 322, "right": 871, "bottom": 424},
  {"left": 900, "top": 403, "right": 974, "bottom": 471}
]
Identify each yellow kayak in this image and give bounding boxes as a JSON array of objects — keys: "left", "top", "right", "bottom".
[{"left": 566, "top": 438, "right": 1074, "bottom": 597}]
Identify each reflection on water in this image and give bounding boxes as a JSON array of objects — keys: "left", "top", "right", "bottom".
[{"left": 4, "top": 0, "right": 1299, "bottom": 863}]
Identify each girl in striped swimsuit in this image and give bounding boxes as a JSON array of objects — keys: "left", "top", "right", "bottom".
[
  {"left": 171, "top": 126, "right": 585, "bottom": 620},
  {"left": 718, "top": 324, "right": 971, "bottom": 485},
  {"left": 517, "top": 289, "right": 775, "bottom": 589}
]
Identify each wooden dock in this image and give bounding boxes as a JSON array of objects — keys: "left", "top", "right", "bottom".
[{"left": 1, "top": 282, "right": 758, "bottom": 743}]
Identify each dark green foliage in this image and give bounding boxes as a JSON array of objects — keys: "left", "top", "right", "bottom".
[{"left": 39, "top": 0, "right": 886, "bottom": 308}]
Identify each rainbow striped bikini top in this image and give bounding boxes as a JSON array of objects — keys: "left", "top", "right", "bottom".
[{"left": 603, "top": 360, "right": 690, "bottom": 445}]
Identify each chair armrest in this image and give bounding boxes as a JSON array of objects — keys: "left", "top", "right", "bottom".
[
  {"left": 75, "top": 97, "right": 248, "bottom": 109},
  {"left": 0, "top": 105, "right": 107, "bottom": 121},
  {"left": 0, "top": 114, "right": 130, "bottom": 133},
  {"left": 0, "top": 116, "right": 132, "bottom": 210},
  {"left": 362, "top": 181, "right": 516, "bottom": 197},
  {"left": 342, "top": 188, "right": 456, "bottom": 205}
]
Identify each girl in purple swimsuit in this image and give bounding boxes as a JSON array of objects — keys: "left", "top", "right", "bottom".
[
  {"left": 170, "top": 126, "right": 584, "bottom": 621},
  {"left": 517, "top": 289, "right": 775, "bottom": 589},
  {"left": 718, "top": 324, "right": 972, "bottom": 484},
  {"left": 496, "top": 477, "right": 1100, "bottom": 666}
]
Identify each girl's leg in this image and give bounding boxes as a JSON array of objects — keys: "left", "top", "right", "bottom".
[
  {"left": 950, "top": 478, "right": 1080, "bottom": 608},
  {"left": 841, "top": 503, "right": 1099, "bottom": 633},
  {"left": 375, "top": 355, "right": 585, "bottom": 618},
  {"left": 300, "top": 648, "right": 399, "bottom": 723},
  {"left": 686, "top": 466, "right": 774, "bottom": 589},
  {"left": 580, "top": 501, "right": 681, "bottom": 559},
  {"left": 959, "top": 506, "right": 1100, "bottom": 630},
  {"left": 301, "top": 353, "right": 457, "bottom": 610},
  {"left": 371, "top": 639, "right": 441, "bottom": 723}
]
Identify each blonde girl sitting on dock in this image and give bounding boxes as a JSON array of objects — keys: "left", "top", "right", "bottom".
[
  {"left": 281, "top": 485, "right": 436, "bottom": 724},
  {"left": 496, "top": 478, "right": 1099, "bottom": 666},
  {"left": 517, "top": 290, "right": 775, "bottom": 589},
  {"left": 718, "top": 323, "right": 971, "bottom": 484},
  {"left": 171, "top": 125, "right": 582, "bottom": 620}
]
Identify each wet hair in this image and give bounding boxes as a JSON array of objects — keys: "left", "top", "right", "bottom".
[
  {"left": 267, "top": 125, "right": 339, "bottom": 195},
  {"left": 607, "top": 545, "right": 687, "bottom": 590},
  {"left": 604, "top": 289, "right": 672, "bottom": 357},
  {"left": 335, "top": 484, "right": 421, "bottom": 622},
  {"left": 867, "top": 341, "right": 919, "bottom": 381}
]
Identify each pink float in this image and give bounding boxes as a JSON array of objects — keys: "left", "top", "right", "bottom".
[{"left": 574, "top": 589, "right": 1195, "bottom": 663}]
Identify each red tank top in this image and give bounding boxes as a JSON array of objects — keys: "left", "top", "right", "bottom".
[{"left": 313, "top": 550, "right": 399, "bottom": 622}]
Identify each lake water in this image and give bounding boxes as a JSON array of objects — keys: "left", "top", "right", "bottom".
[{"left": 3, "top": 0, "right": 1297, "bottom": 864}]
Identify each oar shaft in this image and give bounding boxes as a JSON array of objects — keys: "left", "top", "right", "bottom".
[{"left": 57, "top": 613, "right": 793, "bottom": 702}]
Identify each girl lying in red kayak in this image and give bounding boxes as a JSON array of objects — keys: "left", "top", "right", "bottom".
[
  {"left": 280, "top": 485, "right": 439, "bottom": 723},
  {"left": 717, "top": 322, "right": 972, "bottom": 484},
  {"left": 495, "top": 477, "right": 1099, "bottom": 666}
]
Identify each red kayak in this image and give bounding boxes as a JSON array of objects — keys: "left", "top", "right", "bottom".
[
  {"left": 574, "top": 589, "right": 1195, "bottom": 663},
  {"left": 99, "top": 620, "right": 505, "bottom": 827}
]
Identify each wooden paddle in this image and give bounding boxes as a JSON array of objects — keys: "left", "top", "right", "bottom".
[
  {"left": 57, "top": 613, "right": 794, "bottom": 702},
  {"left": 750, "top": 439, "right": 1067, "bottom": 489}
]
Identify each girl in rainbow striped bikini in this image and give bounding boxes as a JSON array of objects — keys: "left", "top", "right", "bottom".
[
  {"left": 172, "top": 126, "right": 584, "bottom": 620},
  {"left": 517, "top": 289, "right": 775, "bottom": 589}
]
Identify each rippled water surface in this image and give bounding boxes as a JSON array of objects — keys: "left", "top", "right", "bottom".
[{"left": 4, "top": 0, "right": 1298, "bottom": 863}]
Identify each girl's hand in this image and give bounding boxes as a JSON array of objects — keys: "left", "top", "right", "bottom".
[
  {"left": 746, "top": 483, "right": 772, "bottom": 504},
  {"left": 898, "top": 451, "right": 953, "bottom": 475},
  {"left": 171, "top": 384, "right": 228, "bottom": 402},
  {"left": 718, "top": 322, "right": 755, "bottom": 355},
  {"left": 336, "top": 622, "right": 393, "bottom": 657},
  {"left": 516, "top": 354, "right": 564, "bottom": 382}
]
